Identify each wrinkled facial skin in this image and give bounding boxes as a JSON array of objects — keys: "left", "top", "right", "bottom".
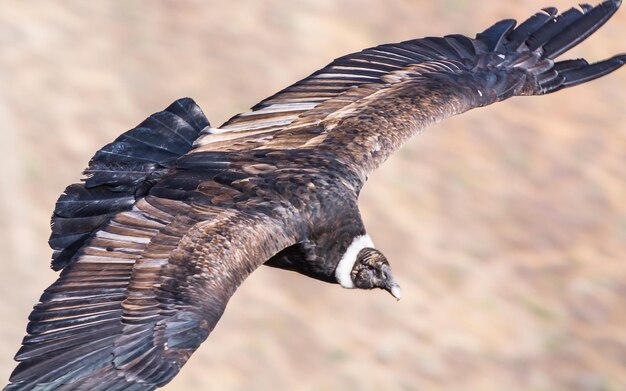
[
  {"left": 351, "top": 249, "right": 388, "bottom": 289},
  {"left": 351, "top": 248, "right": 402, "bottom": 299}
]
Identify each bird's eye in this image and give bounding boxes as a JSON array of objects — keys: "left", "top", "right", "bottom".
[{"left": 361, "top": 268, "right": 375, "bottom": 279}]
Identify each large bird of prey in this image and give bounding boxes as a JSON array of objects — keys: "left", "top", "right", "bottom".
[{"left": 5, "top": 1, "right": 625, "bottom": 390}]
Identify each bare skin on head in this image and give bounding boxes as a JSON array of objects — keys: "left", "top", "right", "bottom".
[
  {"left": 334, "top": 234, "right": 402, "bottom": 300},
  {"left": 351, "top": 248, "right": 402, "bottom": 300}
]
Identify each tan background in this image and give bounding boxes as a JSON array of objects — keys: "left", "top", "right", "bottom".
[{"left": 0, "top": 1, "right": 625, "bottom": 390}]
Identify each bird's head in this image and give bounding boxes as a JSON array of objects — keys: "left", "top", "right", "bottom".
[{"left": 335, "top": 235, "right": 402, "bottom": 300}]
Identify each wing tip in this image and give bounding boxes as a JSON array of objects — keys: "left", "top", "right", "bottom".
[
  {"left": 541, "top": 53, "right": 626, "bottom": 93},
  {"left": 47, "top": 98, "right": 210, "bottom": 271},
  {"left": 542, "top": 0, "right": 622, "bottom": 59},
  {"left": 492, "top": 0, "right": 624, "bottom": 96}
]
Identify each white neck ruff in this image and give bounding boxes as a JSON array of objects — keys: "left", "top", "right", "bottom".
[{"left": 335, "top": 235, "right": 374, "bottom": 288}]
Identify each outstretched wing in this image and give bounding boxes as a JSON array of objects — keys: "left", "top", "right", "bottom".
[
  {"left": 7, "top": 199, "right": 295, "bottom": 390},
  {"left": 49, "top": 97, "right": 209, "bottom": 271},
  {"left": 6, "top": 100, "right": 299, "bottom": 390},
  {"left": 192, "top": 0, "right": 625, "bottom": 184}
]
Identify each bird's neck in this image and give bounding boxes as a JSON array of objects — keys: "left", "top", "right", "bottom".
[{"left": 334, "top": 234, "right": 374, "bottom": 289}]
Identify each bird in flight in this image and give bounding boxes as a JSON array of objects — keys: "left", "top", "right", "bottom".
[{"left": 5, "top": 1, "right": 625, "bottom": 390}]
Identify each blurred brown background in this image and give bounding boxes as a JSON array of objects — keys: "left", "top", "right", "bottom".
[{"left": 0, "top": 1, "right": 625, "bottom": 390}]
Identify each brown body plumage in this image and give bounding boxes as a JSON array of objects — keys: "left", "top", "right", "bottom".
[{"left": 5, "top": 1, "right": 625, "bottom": 390}]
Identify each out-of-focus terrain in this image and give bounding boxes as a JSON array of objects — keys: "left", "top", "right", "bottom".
[{"left": 0, "top": 1, "right": 625, "bottom": 390}]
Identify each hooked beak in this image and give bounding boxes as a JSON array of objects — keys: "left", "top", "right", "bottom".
[{"left": 382, "top": 265, "right": 402, "bottom": 301}]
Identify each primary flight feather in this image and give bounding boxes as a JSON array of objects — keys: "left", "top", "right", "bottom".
[{"left": 5, "top": 1, "right": 625, "bottom": 389}]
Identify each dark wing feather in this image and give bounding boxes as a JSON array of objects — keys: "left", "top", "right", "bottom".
[
  {"left": 190, "top": 26, "right": 479, "bottom": 154},
  {"left": 525, "top": 7, "right": 587, "bottom": 51},
  {"left": 8, "top": 97, "right": 299, "bottom": 389},
  {"left": 476, "top": 19, "right": 517, "bottom": 52},
  {"left": 7, "top": 2, "right": 625, "bottom": 389},
  {"left": 190, "top": 1, "right": 624, "bottom": 177},
  {"left": 506, "top": 8, "right": 558, "bottom": 51},
  {"left": 556, "top": 54, "right": 626, "bottom": 89},
  {"left": 7, "top": 197, "right": 297, "bottom": 390},
  {"left": 542, "top": 0, "right": 621, "bottom": 58},
  {"left": 191, "top": 0, "right": 624, "bottom": 187},
  {"left": 8, "top": 197, "right": 172, "bottom": 390},
  {"left": 50, "top": 98, "right": 208, "bottom": 271}
]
